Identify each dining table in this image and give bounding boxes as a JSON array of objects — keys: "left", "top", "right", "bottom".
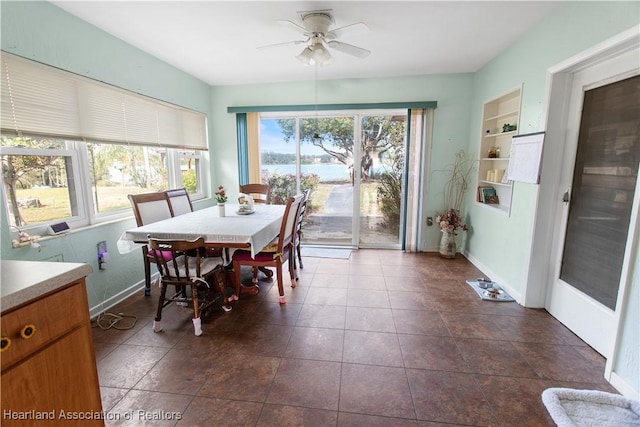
[{"left": 117, "top": 203, "right": 286, "bottom": 259}]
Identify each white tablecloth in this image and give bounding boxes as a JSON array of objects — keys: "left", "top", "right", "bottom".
[{"left": 117, "top": 203, "right": 285, "bottom": 258}]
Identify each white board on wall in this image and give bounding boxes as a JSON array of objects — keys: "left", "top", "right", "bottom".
[{"left": 507, "top": 132, "right": 545, "bottom": 184}]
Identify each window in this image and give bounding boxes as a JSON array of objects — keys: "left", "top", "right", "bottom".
[
  {"left": 1, "top": 137, "right": 83, "bottom": 228},
  {"left": 1, "top": 135, "right": 206, "bottom": 230},
  {"left": 86, "top": 142, "right": 169, "bottom": 215},
  {"left": 176, "top": 150, "right": 203, "bottom": 197},
  {"left": 1, "top": 53, "right": 209, "bottom": 232}
]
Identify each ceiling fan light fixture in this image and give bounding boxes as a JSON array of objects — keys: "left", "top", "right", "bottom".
[
  {"left": 266, "top": 10, "right": 370, "bottom": 66},
  {"left": 297, "top": 44, "right": 333, "bottom": 66},
  {"left": 296, "top": 47, "right": 314, "bottom": 65},
  {"left": 311, "top": 43, "right": 333, "bottom": 65}
]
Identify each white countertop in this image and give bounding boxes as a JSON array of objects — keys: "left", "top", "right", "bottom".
[{"left": 1, "top": 260, "right": 93, "bottom": 312}]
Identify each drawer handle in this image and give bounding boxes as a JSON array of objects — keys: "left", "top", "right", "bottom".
[
  {"left": 20, "top": 324, "right": 37, "bottom": 339},
  {"left": 0, "top": 335, "right": 10, "bottom": 352}
]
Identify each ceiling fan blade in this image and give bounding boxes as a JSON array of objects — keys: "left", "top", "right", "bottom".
[
  {"left": 277, "top": 19, "right": 310, "bottom": 36},
  {"left": 257, "top": 39, "right": 308, "bottom": 50},
  {"left": 327, "top": 40, "right": 370, "bottom": 58},
  {"left": 326, "top": 22, "right": 369, "bottom": 40}
]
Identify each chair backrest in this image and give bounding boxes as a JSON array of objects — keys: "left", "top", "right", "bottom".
[
  {"left": 165, "top": 187, "right": 193, "bottom": 216},
  {"left": 277, "top": 194, "right": 304, "bottom": 251},
  {"left": 148, "top": 237, "right": 207, "bottom": 285},
  {"left": 295, "top": 189, "right": 310, "bottom": 238},
  {"left": 296, "top": 189, "right": 311, "bottom": 231},
  {"left": 128, "top": 191, "right": 173, "bottom": 226},
  {"left": 240, "top": 183, "right": 270, "bottom": 204}
]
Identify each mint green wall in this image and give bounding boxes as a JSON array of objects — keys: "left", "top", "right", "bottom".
[
  {"left": 209, "top": 74, "right": 474, "bottom": 251},
  {"left": 467, "top": 2, "right": 639, "bottom": 287},
  {"left": 0, "top": 1, "right": 212, "bottom": 310},
  {"left": 467, "top": 1, "right": 640, "bottom": 292},
  {"left": 1, "top": 0, "right": 638, "bottom": 395},
  {"left": 1, "top": 2, "right": 211, "bottom": 113},
  {"left": 466, "top": 1, "right": 639, "bottom": 393},
  {"left": 619, "top": 254, "right": 639, "bottom": 392}
]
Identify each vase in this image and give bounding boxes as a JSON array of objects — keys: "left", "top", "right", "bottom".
[
  {"left": 218, "top": 203, "right": 226, "bottom": 217},
  {"left": 439, "top": 230, "right": 456, "bottom": 258}
]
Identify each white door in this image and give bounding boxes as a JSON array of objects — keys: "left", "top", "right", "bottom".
[{"left": 547, "top": 48, "right": 639, "bottom": 357}]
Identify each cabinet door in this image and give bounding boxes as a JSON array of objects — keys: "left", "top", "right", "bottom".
[{"left": 2, "top": 326, "right": 103, "bottom": 427}]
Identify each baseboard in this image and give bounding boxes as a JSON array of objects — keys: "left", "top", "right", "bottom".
[
  {"left": 89, "top": 274, "right": 156, "bottom": 319},
  {"left": 609, "top": 371, "right": 640, "bottom": 400}
]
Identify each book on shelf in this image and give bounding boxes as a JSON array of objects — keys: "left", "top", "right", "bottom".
[
  {"left": 477, "top": 186, "right": 488, "bottom": 202},
  {"left": 485, "top": 194, "right": 499, "bottom": 204},
  {"left": 477, "top": 186, "right": 499, "bottom": 204}
]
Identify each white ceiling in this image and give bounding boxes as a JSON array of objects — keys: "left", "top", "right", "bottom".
[{"left": 51, "top": 1, "right": 560, "bottom": 86}]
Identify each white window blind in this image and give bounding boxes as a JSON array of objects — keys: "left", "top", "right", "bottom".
[
  {"left": 1, "top": 54, "right": 82, "bottom": 138},
  {"left": 1, "top": 52, "right": 207, "bottom": 150}
]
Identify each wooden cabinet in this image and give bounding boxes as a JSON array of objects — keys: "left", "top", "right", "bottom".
[
  {"left": 1, "top": 278, "right": 103, "bottom": 426},
  {"left": 477, "top": 87, "right": 522, "bottom": 215}
]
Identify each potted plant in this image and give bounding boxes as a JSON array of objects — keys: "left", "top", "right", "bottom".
[
  {"left": 435, "top": 208, "right": 467, "bottom": 258},
  {"left": 215, "top": 185, "right": 228, "bottom": 217},
  {"left": 435, "top": 149, "right": 475, "bottom": 258}
]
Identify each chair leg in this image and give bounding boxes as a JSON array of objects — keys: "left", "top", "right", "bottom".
[
  {"left": 288, "top": 251, "right": 297, "bottom": 288},
  {"left": 213, "top": 268, "right": 232, "bottom": 312},
  {"left": 297, "top": 243, "right": 303, "bottom": 270},
  {"left": 276, "top": 263, "right": 286, "bottom": 304},
  {"left": 153, "top": 282, "right": 167, "bottom": 333},
  {"left": 192, "top": 317, "right": 202, "bottom": 336},
  {"left": 292, "top": 246, "right": 297, "bottom": 271},
  {"left": 191, "top": 285, "right": 203, "bottom": 336},
  {"left": 231, "top": 260, "right": 242, "bottom": 301},
  {"left": 143, "top": 250, "right": 151, "bottom": 296},
  {"left": 252, "top": 266, "right": 259, "bottom": 284}
]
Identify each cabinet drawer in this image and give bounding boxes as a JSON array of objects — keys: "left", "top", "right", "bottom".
[{"left": 1, "top": 283, "right": 88, "bottom": 370}]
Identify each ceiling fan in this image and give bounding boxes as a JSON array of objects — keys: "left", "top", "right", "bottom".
[{"left": 259, "top": 9, "right": 370, "bottom": 66}]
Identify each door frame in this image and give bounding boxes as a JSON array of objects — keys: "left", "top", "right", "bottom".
[
  {"left": 524, "top": 26, "right": 639, "bottom": 392},
  {"left": 259, "top": 109, "right": 408, "bottom": 249}
]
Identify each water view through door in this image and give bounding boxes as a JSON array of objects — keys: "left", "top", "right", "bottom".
[{"left": 259, "top": 111, "right": 407, "bottom": 248}]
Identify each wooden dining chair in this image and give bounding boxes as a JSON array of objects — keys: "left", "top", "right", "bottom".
[
  {"left": 232, "top": 194, "right": 304, "bottom": 304},
  {"left": 240, "top": 183, "right": 270, "bottom": 204},
  {"left": 164, "top": 187, "right": 223, "bottom": 258},
  {"left": 240, "top": 183, "right": 273, "bottom": 281},
  {"left": 128, "top": 191, "right": 174, "bottom": 296},
  {"left": 148, "top": 237, "right": 230, "bottom": 336},
  {"left": 293, "top": 189, "right": 310, "bottom": 273},
  {"left": 165, "top": 187, "right": 193, "bottom": 216}
]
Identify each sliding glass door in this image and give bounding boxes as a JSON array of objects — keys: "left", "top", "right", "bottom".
[
  {"left": 358, "top": 113, "right": 407, "bottom": 247},
  {"left": 259, "top": 110, "right": 407, "bottom": 249}
]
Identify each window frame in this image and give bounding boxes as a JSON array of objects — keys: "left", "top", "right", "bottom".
[
  {"left": 1, "top": 144, "right": 88, "bottom": 229},
  {"left": 1, "top": 53, "right": 211, "bottom": 234},
  {"left": 171, "top": 149, "right": 205, "bottom": 201},
  {"left": 1, "top": 137, "right": 209, "bottom": 233}
]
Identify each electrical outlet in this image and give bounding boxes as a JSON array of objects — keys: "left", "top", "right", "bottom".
[
  {"left": 97, "top": 241, "right": 108, "bottom": 270},
  {"left": 427, "top": 217, "right": 433, "bottom": 226}
]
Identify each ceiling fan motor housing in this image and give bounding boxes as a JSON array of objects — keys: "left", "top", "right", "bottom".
[{"left": 301, "top": 11, "right": 334, "bottom": 35}]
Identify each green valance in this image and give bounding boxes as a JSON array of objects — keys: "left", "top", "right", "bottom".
[{"left": 227, "top": 101, "right": 437, "bottom": 113}]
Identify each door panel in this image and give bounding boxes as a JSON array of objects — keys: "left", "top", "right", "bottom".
[
  {"left": 301, "top": 115, "right": 354, "bottom": 246},
  {"left": 548, "top": 48, "right": 639, "bottom": 357},
  {"left": 559, "top": 74, "right": 639, "bottom": 310},
  {"left": 358, "top": 113, "right": 407, "bottom": 247}
]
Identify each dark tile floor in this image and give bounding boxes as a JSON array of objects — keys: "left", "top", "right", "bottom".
[{"left": 92, "top": 250, "right": 617, "bottom": 426}]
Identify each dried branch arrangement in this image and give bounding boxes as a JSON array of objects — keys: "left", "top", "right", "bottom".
[{"left": 441, "top": 149, "right": 476, "bottom": 211}]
